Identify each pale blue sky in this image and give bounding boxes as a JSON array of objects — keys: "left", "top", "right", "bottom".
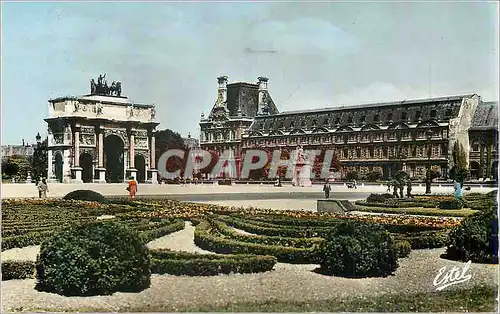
[{"left": 2, "top": 1, "right": 498, "bottom": 145}]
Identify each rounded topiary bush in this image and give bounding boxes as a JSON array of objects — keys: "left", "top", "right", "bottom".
[
  {"left": 317, "top": 221, "right": 399, "bottom": 277},
  {"left": 35, "top": 221, "right": 151, "bottom": 296},
  {"left": 446, "top": 207, "right": 498, "bottom": 264},
  {"left": 63, "top": 189, "right": 106, "bottom": 203}
]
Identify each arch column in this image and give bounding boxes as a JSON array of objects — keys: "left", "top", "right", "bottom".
[
  {"left": 71, "top": 124, "right": 83, "bottom": 183},
  {"left": 147, "top": 130, "right": 158, "bottom": 184},
  {"left": 95, "top": 126, "right": 106, "bottom": 183},
  {"left": 126, "top": 129, "right": 137, "bottom": 180}
]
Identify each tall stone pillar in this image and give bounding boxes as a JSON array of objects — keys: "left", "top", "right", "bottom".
[
  {"left": 147, "top": 131, "right": 158, "bottom": 184},
  {"left": 127, "top": 129, "right": 137, "bottom": 180},
  {"left": 47, "top": 149, "right": 55, "bottom": 181},
  {"left": 71, "top": 125, "right": 83, "bottom": 183},
  {"left": 95, "top": 127, "right": 106, "bottom": 183}
]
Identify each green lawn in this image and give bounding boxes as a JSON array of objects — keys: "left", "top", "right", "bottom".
[{"left": 354, "top": 205, "right": 478, "bottom": 217}]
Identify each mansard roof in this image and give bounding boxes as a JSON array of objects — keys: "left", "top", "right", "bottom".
[
  {"left": 471, "top": 101, "right": 498, "bottom": 130},
  {"left": 248, "top": 94, "right": 478, "bottom": 134},
  {"left": 270, "top": 94, "right": 477, "bottom": 116}
]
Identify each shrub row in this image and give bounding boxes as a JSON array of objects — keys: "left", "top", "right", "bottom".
[
  {"left": 1, "top": 260, "right": 36, "bottom": 280},
  {"left": 232, "top": 214, "right": 344, "bottom": 228},
  {"left": 194, "top": 220, "right": 318, "bottom": 264},
  {"left": 2, "top": 230, "right": 56, "bottom": 251},
  {"left": 211, "top": 219, "right": 324, "bottom": 248},
  {"left": 150, "top": 249, "right": 276, "bottom": 276},
  {"left": 395, "top": 240, "right": 412, "bottom": 258},
  {"left": 438, "top": 199, "right": 465, "bottom": 210},
  {"left": 366, "top": 193, "right": 395, "bottom": 203},
  {"left": 139, "top": 220, "right": 186, "bottom": 243},
  {"left": 218, "top": 215, "right": 327, "bottom": 238},
  {"left": 2, "top": 250, "right": 277, "bottom": 281},
  {"left": 395, "top": 230, "right": 449, "bottom": 249}
]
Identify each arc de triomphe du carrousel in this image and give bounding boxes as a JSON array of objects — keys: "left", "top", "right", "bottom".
[{"left": 44, "top": 75, "right": 159, "bottom": 184}]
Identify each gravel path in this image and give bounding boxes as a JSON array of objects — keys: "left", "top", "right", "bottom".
[
  {"left": 2, "top": 248, "right": 497, "bottom": 312},
  {"left": 1, "top": 245, "right": 40, "bottom": 262},
  {"left": 146, "top": 221, "right": 214, "bottom": 254}
]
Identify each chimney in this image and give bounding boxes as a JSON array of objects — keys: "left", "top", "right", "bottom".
[
  {"left": 258, "top": 76, "right": 269, "bottom": 115},
  {"left": 217, "top": 75, "right": 228, "bottom": 105},
  {"left": 22, "top": 139, "right": 25, "bottom": 146}
]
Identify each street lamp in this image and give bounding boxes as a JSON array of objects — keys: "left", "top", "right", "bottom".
[
  {"left": 36, "top": 132, "right": 41, "bottom": 146},
  {"left": 425, "top": 129, "right": 434, "bottom": 194}
]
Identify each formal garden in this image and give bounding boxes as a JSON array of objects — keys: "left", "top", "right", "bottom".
[{"left": 1, "top": 189, "right": 498, "bottom": 312}]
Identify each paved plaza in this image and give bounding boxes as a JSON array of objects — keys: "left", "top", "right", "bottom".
[{"left": 2, "top": 182, "right": 494, "bottom": 200}]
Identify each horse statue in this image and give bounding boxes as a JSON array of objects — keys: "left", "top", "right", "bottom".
[{"left": 111, "top": 82, "right": 122, "bottom": 96}]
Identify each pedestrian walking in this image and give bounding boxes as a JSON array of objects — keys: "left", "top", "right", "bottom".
[
  {"left": 37, "top": 178, "right": 48, "bottom": 198},
  {"left": 352, "top": 179, "right": 357, "bottom": 189},
  {"left": 454, "top": 180, "right": 463, "bottom": 199},
  {"left": 127, "top": 176, "right": 138, "bottom": 200},
  {"left": 386, "top": 181, "right": 392, "bottom": 192},
  {"left": 323, "top": 180, "right": 332, "bottom": 199}
]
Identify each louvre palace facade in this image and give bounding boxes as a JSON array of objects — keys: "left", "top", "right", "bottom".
[{"left": 200, "top": 76, "right": 498, "bottom": 181}]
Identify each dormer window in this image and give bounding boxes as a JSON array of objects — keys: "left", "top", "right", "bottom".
[
  {"left": 374, "top": 114, "right": 380, "bottom": 122},
  {"left": 289, "top": 121, "right": 294, "bottom": 129},
  {"left": 301, "top": 120, "right": 306, "bottom": 127},
  {"left": 323, "top": 118, "right": 329, "bottom": 125},
  {"left": 347, "top": 116, "right": 353, "bottom": 124},
  {"left": 401, "top": 112, "right": 407, "bottom": 120},
  {"left": 312, "top": 119, "right": 317, "bottom": 127},
  {"left": 335, "top": 117, "right": 341, "bottom": 125},
  {"left": 430, "top": 110, "right": 437, "bottom": 119},
  {"left": 387, "top": 113, "right": 393, "bottom": 122},
  {"left": 360, "top": 115, "right": 366, "bottom": 123}
]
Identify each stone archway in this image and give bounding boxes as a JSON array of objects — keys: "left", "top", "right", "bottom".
[
  {"left": 469, "top": 161, "right": 480, "bottom": 180},
  {"left": 135, "top": 154, "right": 146, "bottom": 183},
  {"left": 55, "top": 153, "right": 63, "bottom": 183},
  {"left": 80, "top": 153, "right": 93, "bottom": 183},
  {"left": 104, "top": 135, "right": 124, "bottom": 183}
]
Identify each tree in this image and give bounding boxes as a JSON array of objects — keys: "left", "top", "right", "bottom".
[
  {"left": 450, "top": 142, "right": 469, "bottom": 186},
  {"left": 32, "top": 138, "right": 48, "bottom": 181},
  {"left": 2, "top": 160, "right": 19, "bottom": 178},
  {"left": 7, "top": 155, "right": 31, "bottom": 181},
  {"left": 155, "top": 129, "right": 188, "bottom": 179}
]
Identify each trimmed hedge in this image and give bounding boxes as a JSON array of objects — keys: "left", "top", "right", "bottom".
[
  {"left": 218, "top": 215, "right": 328, "bottom": 238},
  {"left": 2, "top": 260, "right": 35, "bottom": 280},
  {"left": 2, "top": 230, "right": 56, "bottom": 251},
  {"left": 139, "top": 220, "right": 185, "bottom": 243},
  {"left": 62, "top": 190, "right": 107, "bottom": 203},
  {"left": 194, "top": 220, "right": 318, "bottom": 264},
  {"left": 150, "top": 249, "right": 276, "bottom": 276},
  {"left": 395, "top": 241, "right": 412, "bottom": 258},
  {"left": 395, "top": 230, "right": 449, "bottom": 249},
  {"left": 211, "top": 219, "right": 324, "bottom": 248},
  {"left": 35, "top": 221, "right": 151, "bottom": 296},
  {"left": 366, "top": 193, "right": 395, "bottom": 203},
  {"left": 446, "top": 207, "right": 498, "bottom": 264},
  {"left": 438, "top": 199, "right": 464, "bottom": 210},
  {"left": 317, "top": 221, "right": 399, "bottom": 277}
]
